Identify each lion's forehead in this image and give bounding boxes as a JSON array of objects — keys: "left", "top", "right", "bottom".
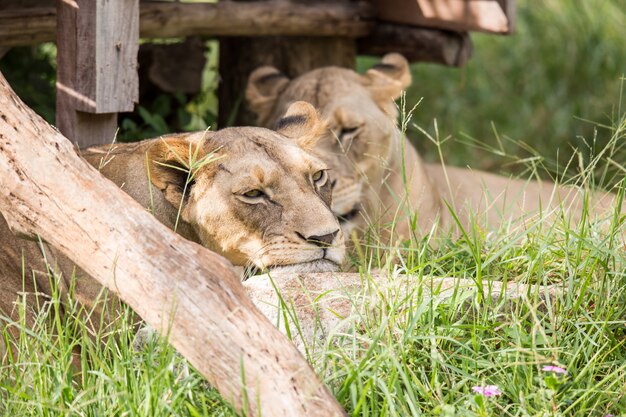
[
  {"left": 281, "top": 69, "right": 364, "bottom": 109},
  {"left": 210, "top": 132, "right": 323, "bottom": 184}
]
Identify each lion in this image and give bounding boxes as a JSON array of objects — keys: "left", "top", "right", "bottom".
[
  {"left": 0, "top": 101, "right": 344, "bottom": 350},
  {"left": 246, "top": 54, "right": 624, "bottom": 243}
]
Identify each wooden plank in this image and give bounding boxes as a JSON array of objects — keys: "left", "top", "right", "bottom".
[
  {"left": 0, "top": 72, "right": 348, "bottom": 417},
  {"left": 75, "top": 0, "right": 138, "bottom": 113},
  {"left": 498, "top": 0, "right": 516, "bottom": 33},
  {"left": 358, "top": 23, "right": 472, "bottom": 67},
  {"left": 0, "top": 1, "right": 374, "bottom": 47},
  {"left": 372, "top": 0, "right": 514, "bottom": 34},
  {"left": 0, "top": 0, "right": 53, "bottom": 9},
  {"left": 0, "top": 6, "right": 56, "bottom": 46},
  {"left": 56, "top": 0, "right": 138, "bottom": 147}
]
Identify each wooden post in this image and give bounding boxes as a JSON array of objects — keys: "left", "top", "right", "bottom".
[
  {"left": 56, "top": 0, "right": 138, "bottom": 147},
  {"left": 0, "top": 71, "right": 347, "bottom": 417}
]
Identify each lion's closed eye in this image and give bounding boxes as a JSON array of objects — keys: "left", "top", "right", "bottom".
[{"left": 237, "top": 189, "right": 267, "bottom": 204}]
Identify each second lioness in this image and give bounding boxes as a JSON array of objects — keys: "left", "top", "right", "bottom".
[
  {"left": 0, "top": 101, "right": 344, "bottom": 342},
  {"left": 247, "top": 55, "right": 623, "bottom": 242}
]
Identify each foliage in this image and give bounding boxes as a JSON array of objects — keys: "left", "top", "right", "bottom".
[
  {"left": 0, "top": 44, "right": 57, "bottom": 124},
  {"left": 0, "top": 40, "right": 219, "bottom": 142},
  {"left": 117, "top": 41, "right": 220, "bottom": 142},
  {"left": 0, "top": 290, "right": 234, "bottom": 416},
  {"left": 399, "top": 0, "right": 626, "bottom": 175}
]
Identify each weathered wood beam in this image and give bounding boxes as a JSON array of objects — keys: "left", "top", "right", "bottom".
[
  {"left": 141, "top": 1, "right": 374, "bottom": 38},
  {"left": 0, "top": 1, "right": 471, "bottom": 67},
  {"left": 56, "top": 0, "right": 139, "bottom": 147},
  {"left": 358, "top": 23, "right": 472, "bottom": 67},
  {"left": 0, "top": 1, "right": 374, "bottom": 47},
  {"left": 0, "top": 71, "right": 347, "bottom": 417},
  {"left": 0, "top": 0, "right": 53, "bottom": 9}
]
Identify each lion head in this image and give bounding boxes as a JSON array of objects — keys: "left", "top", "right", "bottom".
[
  {"left": 87, "top": 102, "right": 345, "bottom": 273},
  {"left": 152, "top": 102, "right": 345, "bottom": 272},
  {"left": 246, "top": 54, "right": 412, "bottom": 236}
]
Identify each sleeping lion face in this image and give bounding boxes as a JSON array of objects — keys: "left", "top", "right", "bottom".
[{"left": 148, "top": 102, "right": 345, "bottom": 273}]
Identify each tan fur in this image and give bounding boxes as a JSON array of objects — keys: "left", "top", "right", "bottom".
[
  {"left": 0, "top": 102, "right": 344, "bottom": 351},
  {"left": 247, "top": 54, "right": 625, "bottom": 243}
]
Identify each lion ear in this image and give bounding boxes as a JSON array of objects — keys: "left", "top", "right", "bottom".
[
  {"left": 276, "top": 101, "right": 327, "bottom": 150},
  {"left": 362, "top": 53, "right": 411, "bottom": 102},
  {"left": 146, "top": 132, "right": 213, "bottom": 207},
  {"left": 246, "top": 66, "right": 290, "bottom": 125}
]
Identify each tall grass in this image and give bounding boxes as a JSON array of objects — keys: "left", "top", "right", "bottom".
[
  {"left": 2, "top": 1, "right": 625, "bottom": 415},
  {"left": 2, "top": 95, "right": 625, "bottom": 416},
  {"left": 0, "top": 278, "right": 235, "bottom": 416}
]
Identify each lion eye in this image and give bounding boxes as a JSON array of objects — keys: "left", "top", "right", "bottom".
[
  {"left": 243, "top": 189, "right": 264, "bottom": 198},
  {"left": 312, "top": 170, "right": 327, "bottom": 186}
]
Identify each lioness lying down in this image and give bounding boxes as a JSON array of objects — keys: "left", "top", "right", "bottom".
[
  {"left": 247, "top": 54, "right": 624, "bottom": 242},
  {"left": 0, "top": 101, "right": 344, "bottom": 346}
]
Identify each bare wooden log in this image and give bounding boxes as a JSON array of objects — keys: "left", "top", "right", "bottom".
[
  {"left": 358, "top": 23, "right": 472, "bottom": 67},
  {"left": 0, "top": 1, "right": 374, "bottom": 47},
  {"left": 0, "top": 72, "right": 346, "bottom": 417}
]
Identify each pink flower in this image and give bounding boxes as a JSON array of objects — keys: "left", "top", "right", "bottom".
[
  {"left": 472, "top": 385, "right": 502, "bottom": 397},
  {"left": 542, "top": 365, "right": 567, "bottom": 374}
]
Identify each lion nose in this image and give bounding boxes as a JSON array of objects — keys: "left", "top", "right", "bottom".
[{"left": 298, "top": 230, "right": 339, "bottom": 247}]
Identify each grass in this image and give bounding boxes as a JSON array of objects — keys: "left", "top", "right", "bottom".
[
  {"left": 2, "top": 196, "right": 625, "bottom": 416},
  {"left": 1, "top": 0, "right": 625, "bottom": 414},
  {"left": 0, "top": 293, "right": 234, "bottom": 416},
  {"left": 2, "top": 96, "right": 625, "bottom": 416}
]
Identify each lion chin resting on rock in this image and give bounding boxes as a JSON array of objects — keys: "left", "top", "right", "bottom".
[
  {"left": 0, "top": 101, "right": 345, "bottom": 352},
  {"left": 247, "top": 53, "right": 624, "bottom": 244}
]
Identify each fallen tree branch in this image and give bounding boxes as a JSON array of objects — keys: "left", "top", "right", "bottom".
[{"left": 0, "top": 72, "right": 346, "bottom": 417}]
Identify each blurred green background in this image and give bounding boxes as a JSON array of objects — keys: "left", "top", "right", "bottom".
[
  {"left": 1, "top": 0, "right": 624, "bottom": 179},
  {"left": 399, "top": 0, "right": 626, "bottom": 178}
]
